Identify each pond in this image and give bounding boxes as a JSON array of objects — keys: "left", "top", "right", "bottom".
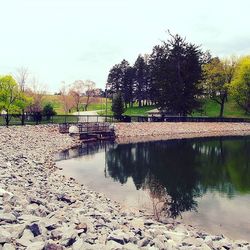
[{"left": 56, "top": 136, "right": 250, "bottom": 241}]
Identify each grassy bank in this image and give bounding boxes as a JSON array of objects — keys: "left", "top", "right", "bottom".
[{"left": 42, "top": 95, "right": 249, "bottom": 118}]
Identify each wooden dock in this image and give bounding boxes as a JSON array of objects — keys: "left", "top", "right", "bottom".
[{"left": 59, "top": 123, "right": 115, "bottom": 141}]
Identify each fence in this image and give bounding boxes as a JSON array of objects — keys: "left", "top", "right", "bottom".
[{"left": 1, "top": 114, "right": 250, "bottom": 126}]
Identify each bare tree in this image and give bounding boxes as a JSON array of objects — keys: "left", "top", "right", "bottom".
[
  {"left": 83, "top": 80, "right": 96, "bottom": 111},
  {"left": 14, "top": 67, "right": 29, "bottom": 124},
  {"left": 69, "top": 80, "right": 84, "bottom": 112},
  {"left": 25, "top": 77, "right": 46, "bottom": 124},
  {"left": 59, "top": 81, "right": 74, "bottom": 114},
  {"left": 15, "top": 67, "right": 29, "bottom": 92},
  {"left": 69, "top": 80, "right": 96, "bottom": 112}
]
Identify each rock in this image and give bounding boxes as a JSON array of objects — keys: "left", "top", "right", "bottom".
[
  {"left": 5, "top": 224, "right": 25, "bottom": 239},
  {"left": 122, "top": 242, "right": 140, "bottom": 250},
  {"left": 0, "top": 213, "right": 16, "bottom": 223},
  {"left": 0, "top": 229, "right": 11, "bottom": 244},
  {"left": 16, "top": 238, "right": 32, "bottom": 247},
  {"left": 28, "top": 223, "right": 42, "bottom": 237},
  {"left": 72, "top": 238, "right": 85, "bottom": 250},
  {"left": 152, "top": 238, "right": 166, "bottom": 249},
  {"left": 75, "top": 223, "right": 87, "bottom": 234},
  {"left": 107, "top": 230, "right": 130, "bottom": 245},
  {"left": 201, "top": 243, "right": 212, "bottom": 250},
  {"left": 57, "top": 194, "right": 76, "bottom": 204},
  {"left": 182, "top": 237, "right": 203, "bottom": 247},
  {"left": 165, "top": 231, "right": 186, "bottom": 243},
  {"left": 137, "top": 238, "right": 150, "bottom": 247},
  {"left": 19, "top": 214, "right": 40, "bottom": 223},
  {"left": 44, "top": 243, "right": 64, "bottom": 250},
  {"left": 29, "top": 197, "right": 45, "bottom": 206},
  {"left": 26, "top": 241, "right": 45, "bottom": 250},
  {"left": 2, "top": 243, "right": 15, "bottom": 250},
  {"left": 130, "top": 218, "right": 144, "bottom": 229},
  {"left": 144, "top": 219, "right": 155, "bottom": 226},
  {"left": 106, "top": 240, "right": 123, "bottom": 249},
  {"left": 51, "top": 229, "right": 63, "bottom": 240},
  {"left": 69, "top": 126, "right": 79, "bottom": 134},
  {"left": 0, "top": 189, "right": 13, "bottom": 197}
]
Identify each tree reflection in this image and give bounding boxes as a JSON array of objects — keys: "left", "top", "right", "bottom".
[{"left": 105, "top": 136, "right": 250, "bottom": 218}]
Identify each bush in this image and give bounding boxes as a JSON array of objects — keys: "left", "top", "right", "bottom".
[{"left": 42, "top": 103, "right": 57, "bottom": 120}]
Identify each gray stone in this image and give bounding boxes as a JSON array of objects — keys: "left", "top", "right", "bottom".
[
  {"left": 106, "top": 240, "right": 123, "bottom": 249},
  {"left": 107, "top": 230, "right": 130, "bottom": 245},
  {"left": 26, "top": 241, "right": 45, "bottom": 250},
  {"left": 2, "top": 243, "right": 15, "bottom": 250},
  {"left": 0, "top": 189, "right": 13, "bottom": 197},
  {"left": 44, "top": 243, "right": 64, "bottom": 250},
  {"left": 0, "top": 213, "right": 16, "bottom": 223},
  {"left": 28, "top": 223, "right": 42, "bottom": 237},
  {"left": 0, "top": 230, "right": 11, "bottom": 244},
  {"left": 16, "top": 238, "right": 32, "bottom": 247},
  {"left": 137, "top": 238, "right": 150, "bottom": 247},
  {"left": 152, "top": 238, "right": 166, "bottom": 250}
]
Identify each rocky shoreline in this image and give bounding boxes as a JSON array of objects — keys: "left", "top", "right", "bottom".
[
  {"left": 114, "top": 122, "right": 250, "bottom": 140},
  {"left": 0, "top": 124, "right": 250, "bottom": 250}
]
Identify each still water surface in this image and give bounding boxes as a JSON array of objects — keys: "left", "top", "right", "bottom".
[{"left": 56, "top": 136, "right": 250, "bottom": 241}]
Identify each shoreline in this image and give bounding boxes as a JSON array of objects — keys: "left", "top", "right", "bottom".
[{"left": 0, "top": 124, "right": 250, "bottom": 249}]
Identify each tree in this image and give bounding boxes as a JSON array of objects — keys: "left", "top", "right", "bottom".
[
  {"left": 15, "top": 67, "right": 29, "bottom": 92},
  {"left": 0, "top": 75, "right": 30, "bottom": 126},
  {"left": 25, "top": 79, "right": 45, "bottom": 124},
  {"left": 14, "top": 67, "right": 29, "bottom": 124},
  {"left": 69, "top": 80, "right": 96, "bottom": 112},
  {"left": 134, "top": 55, "right": 148, "bottom": 107},
  {"left": 59, "top": 82, "right": 74, "bottom": 114},
  {"left": 111, "top": 92, "right": 125, "bottom": 118},
  {"left": 69, "top": 80, "right": 83, "bottom": 112},
  {"left": 83, "top": 80, "right": 96, "bottom": 111},
  {"left": 230, "top": 56, "right": 250, "bottom": 114},
  {"left": 150, "top": 33, "right": 207, "bottom": 116},
  {"left": 203, "top": 57, "right": 237, "bottom": 117},
  {"left": 43, "top": 103, "right": 57, "bottom": 120},
  {"left": 107, "top": 60, "right": 134, "bottom": 108}
]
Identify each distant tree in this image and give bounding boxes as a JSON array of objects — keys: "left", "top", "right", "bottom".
[
  {"left": 14, "top": 67, "right": 29, "bottom": 124},
  {"left": 69, "top": 80, "right": 83, "bottom": 112},
  {"left": 203, "top": 57, "right": 237, "bottom": 117},
  {"left": 0, "top": 75, "right": 30, "bottom": 126},
  {"left": 230, "top": 56, "right": 250, "bottom": 114},
  {"left": 15, "top": 66, "right": 29, "bottom": 92},
  {"left": 59, "top": 82, "right": 74, "bottom": 114},
  {"left": 111, "top": 92, "right": 125, "bottom": 118},
  {"left": 150, "top": 33, "right": 207, "bottom": 116},
  {"left": 148, "top": 45, "right": 169, "bottom": 105},
  {"left": 123, "top": 66, "right": 135, "bottom": 108},
  {"left": 83, "top": 80, "right": 96, "bottom": 111},
  {"left": 134, "top": 55, "right": 148, "bottom": 107},
  {"left": 42, "top": 103, "right": 57, "bottom": 120},
  {"left": 69, "top": 80, "right": 97, "bottom": 112},
  {"left": 107, "top": 60, "right": 134, "bottom": 108},
  {"left": 25, "top": 79, "right": 46, "bottom": 124}
]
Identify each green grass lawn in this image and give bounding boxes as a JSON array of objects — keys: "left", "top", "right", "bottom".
[
  {"left": 124, "top": 105, "right": 156, "bottom": 116},
  {"left": 40, "top": 94, "right": 250, "bottom": 118},
  {"left": 192, "top": 98, "right": 249, "bottom": 118}
]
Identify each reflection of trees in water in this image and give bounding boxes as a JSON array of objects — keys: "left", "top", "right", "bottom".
[
  {"left": 57, "top": 140, "right": 115, "bottom": 161},
  {"left": 106, "top": 136, "right": 250, "bottom": 218}
]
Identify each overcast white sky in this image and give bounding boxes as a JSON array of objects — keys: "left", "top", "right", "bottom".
[{"left": 0, "top": 0, "right": 250, "bottom": 92}]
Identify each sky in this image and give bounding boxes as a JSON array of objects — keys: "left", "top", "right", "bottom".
[{"left": 0, "top": 0, "right": 250, "bottom": 93}]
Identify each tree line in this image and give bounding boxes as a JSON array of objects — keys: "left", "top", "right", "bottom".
[
  {"left": 0, "top": 69, "right": 102, "bottom": 126},
  {"left": 107, "top": 32, "right": 250, "bottom": 117}
]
